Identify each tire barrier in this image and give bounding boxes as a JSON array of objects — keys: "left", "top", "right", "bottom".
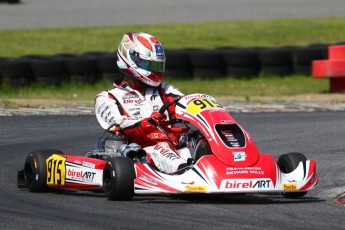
[
  {"left": 257, "top": 47, "right": 293, "bottom": 76},
  {"left": 2, "top": 59, "right": 33, "bottom": 87},
  {"left": 0, "top": 43, "right": 342, "bottom": 88},
  {"left": 187, "top": 49, "right": 225, "bottom": 79},
  {"left": 291, "top": 45, "right": 327, "bottom": 76},
  {"left": 165, "top": 49, "right": 192, "bottom": 79},
  {"left": 221, "top": 48, "right": 260, "bottom": 78}
]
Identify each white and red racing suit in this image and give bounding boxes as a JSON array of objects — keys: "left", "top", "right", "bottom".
[{"left": 95, "top": 81, "right": 190, "bottom": 174}]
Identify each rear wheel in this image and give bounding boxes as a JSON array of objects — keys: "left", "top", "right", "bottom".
[
  {"left": 24, "top": 149, "right": 63, "bottom": 192},
  {"left": 277, "top": 152, "right": 308, "bottom": 198},
  {"left": 103, "top": 157, "right": 135, "bottom": 201}
]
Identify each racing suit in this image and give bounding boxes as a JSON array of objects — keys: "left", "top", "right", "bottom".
[{"left": 95, "top": 81, "right": 190, "bottom": 174}]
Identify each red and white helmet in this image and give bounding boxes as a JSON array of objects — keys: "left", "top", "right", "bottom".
[{"left": 117, "top": 32, "right": 165, "bottom": 87}]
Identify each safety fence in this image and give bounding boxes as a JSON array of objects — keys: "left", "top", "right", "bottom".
[{"left": 0, "top": 44, "right": 339, "bottom": 87}]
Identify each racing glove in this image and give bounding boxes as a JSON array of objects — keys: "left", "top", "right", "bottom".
[
  {"left": 165, "top": 94, "right": 182, "bottom": 116},
  {"left": 140, "top": 112, "right": 167, "bottom": 133}
]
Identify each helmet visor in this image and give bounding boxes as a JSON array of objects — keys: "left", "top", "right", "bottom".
[{"left": 129, "top": 50, "right": 165, "bottom": 73}]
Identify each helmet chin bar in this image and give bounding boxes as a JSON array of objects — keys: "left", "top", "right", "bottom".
[{"left": 121, "top": 70, "right": 161, "bottom": 90}]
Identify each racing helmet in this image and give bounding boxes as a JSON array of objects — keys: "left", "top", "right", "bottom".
[{"left": 116, "top": 32, "right": 166, "bottom": 87}]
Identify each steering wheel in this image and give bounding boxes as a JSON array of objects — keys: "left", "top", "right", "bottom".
[
  {"left": 158, "top": 96, "right": 181, "bottom": 115},
  {"left": 148, "top": 96, "right": 186, "bottom": 134}
]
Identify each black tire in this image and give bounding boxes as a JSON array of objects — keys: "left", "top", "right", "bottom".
[
  {"left": 165, "top": 69, "right": 192, "bottom": 79},
  {"left": 188, "top": 49, "right": 226, "bottom": 78},
  {"left": 30, "top": 57, "right": 66, "bottom": 86},
  {"left": 165, "top": 49, "right": 192, "bottom": 79},
  {"left": 220, "top": 48, "right": 261, "bottom": 78},
  {"left": 165, "top": 49, "right": 191, "bottom": 69},
  {"left": 64, "top": 55, "right": 100, "bottom": 83},
  {"left": 95, "top": 52, "right": 120, "bottom": 75},
  {"left": 308, "top": 44, "right": 329, "bottom": 59},
  {"left": 222, "top": 48, "right": 260, "bottom": 68},
  {"left": 2, "top": 59, "right": 34, "bottom": 87},
  {"left": 291, "top": 47, "right": 324, "bottom": 65},
  {"left": 258, "top": 48, "right": 293, "bottom": 76},
  {"left": 225, "top": 66, "right": 260, "bottom": 78},
  {"left": 277, "top": 152, "right": 308, "bottom": 198},
  {"left": 24, "top": 149, "right": 63, "bottom": 192},
  {"left": 293, "top": 64, "right": 312, "bottom": 76},
  {"left": 0, "top": 57, "right": 9, "bottom": 85},
  {"left": 103, "top": 157, "right": 135, "bottom": 201}
]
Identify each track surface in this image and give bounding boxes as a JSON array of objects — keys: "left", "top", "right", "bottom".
[
  {"left": 1, "top": 1, "right": 345, "bottom": 229},
  {"left": 1, "top": 112, "right": 344, "bottom": 229},
  {"left": 1, "top": 0, "right": 345, "bottom": 29}
]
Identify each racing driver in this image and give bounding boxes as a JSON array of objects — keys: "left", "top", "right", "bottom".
[{"left": 94, "top": 32, "right": 190, "bottom": 174}]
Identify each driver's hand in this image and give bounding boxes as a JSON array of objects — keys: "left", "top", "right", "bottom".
[
  {"left": 166, "top": 95, "right": 182, "bottom": 116},
  {"left": 140, "top": 112, "right": 166, "bottom": 133},
  {"left": 150, "top": 112, "right": 166, "bottom": 124}
]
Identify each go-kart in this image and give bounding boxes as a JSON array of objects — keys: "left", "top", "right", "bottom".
[{"left": 17, "top": 94, "right": 318, "bottom": 200}]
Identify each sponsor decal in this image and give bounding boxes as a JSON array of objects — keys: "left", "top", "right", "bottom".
[
  {"left": 184, "top": 94, "right": 212, "bottom": 100},
  {"left": 46, "top": 154, "right": 66, "bottom": 186},
  {"left": 34, "top": 158, "right": 37, "bottom": 169},
  {"left": 123, "top": 99, "right": 142, "bottom": 104},
  {"left": 233, "top": 152, "right": 246, "bottom": 162},
  {"left": 73, "top": 160, "right": 82, "bottom": 165},
  {"left": 154, "top": 44, "right": 164, "bottom": 56},
  {"left": 221, "top": 179, "right": 272, "bottom": 190},
  {"left": 122, "top": 92, "right": 139, "bottom": 99},
  {"left": 283, "top": 183, "right": 297, "bottom": 190},
  {"left": 184, "top": 185, "right": 207, "bottom": 193},
  {"left": 82, "top": 161, "right": 95, "bottom": 169},
  {"left": 154, "top": 144, "right": 179, "bottom": 160},
  {"left": 153, "top": 105, "right": 159, "bottom": 112},
  {"left": 226, "top": 166, "right": 264, "bottom": 175},
  {"left": 181, "top": 181, "right": 195, "bottom": 185},
  {"left": 67, "top": 168, "right": 96, "bottom": 182},
  {"left": 138, "top": 175, "right": 158, "bottom": 185}
]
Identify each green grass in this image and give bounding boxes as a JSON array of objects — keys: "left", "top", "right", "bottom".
[
  {"left": 1, "top": 17, "right": 345, "bottom": 57},
  {"left": 0, "top": 75, "right": 329, "bottom": 101}
]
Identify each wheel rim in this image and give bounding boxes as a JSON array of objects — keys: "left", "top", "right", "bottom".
[
  {"left": 24, "top": 162, "right": 34, "bottom": 185},
  {"left": 103, "top": 169, "right": 112, "bottom": 193}
]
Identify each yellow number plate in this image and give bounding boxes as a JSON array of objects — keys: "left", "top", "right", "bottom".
[
  {"left": 46, "top": 154, "right": 66, "bottom": 186},
  {"left": 186, "top": 98, "right": 221, "bottom": 115}
]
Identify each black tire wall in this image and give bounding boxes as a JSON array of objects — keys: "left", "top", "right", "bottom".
[{"left": 0, "top": 42, "right": 341, "bottom": 88}]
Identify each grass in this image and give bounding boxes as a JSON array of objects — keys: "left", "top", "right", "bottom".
[
  {"left": 0, "top": 75, "right": 329, "bottom": 101},
  {"left": 0, "top": 17, "right": 344, "bottom": 100},
  {"left": 1, "top": 17, "right": 345, "bottom": 57}
]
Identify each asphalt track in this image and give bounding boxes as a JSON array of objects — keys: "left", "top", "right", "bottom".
[
  {"left": 0, "top": 112, "right": 344, "bottom": 229},
  {"left": 1, "top": 1, "right": 345, "bottom": 229},
  {"left": 1, "top": 0, "right": 345, "bottom": 29}
]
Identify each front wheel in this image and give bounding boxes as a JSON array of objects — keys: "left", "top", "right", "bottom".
[
  {"left": 277, "top": 152, "right": 308, "bottom": 198},
  {"left": 24, "top": 149, "right": 63, "bottom": 192},
  {"left": 103, "top": 157, "right": 135, "bottom": 201}
]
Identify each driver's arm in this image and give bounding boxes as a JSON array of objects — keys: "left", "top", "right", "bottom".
[{"left": 94, "top": 91, "right": 142, "bottom": 131}]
